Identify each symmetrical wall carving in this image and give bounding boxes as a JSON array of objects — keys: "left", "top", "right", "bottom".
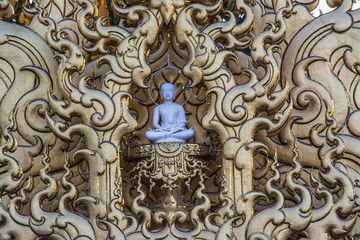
[{"left": 0, "top": 0, "right": 359, "bottom": 238}]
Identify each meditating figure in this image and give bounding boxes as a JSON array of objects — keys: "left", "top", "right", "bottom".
[{"left": 145, "top": 83, "right": 195, "bottom": 143}]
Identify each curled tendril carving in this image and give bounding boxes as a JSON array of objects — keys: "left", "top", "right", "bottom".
[{"left": 0, "top": 0, "right": 360, "bottom": 238}]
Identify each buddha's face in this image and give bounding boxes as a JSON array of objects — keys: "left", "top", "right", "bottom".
[{"left": 160, "top": 83, "right": 175, "bottom": 101}]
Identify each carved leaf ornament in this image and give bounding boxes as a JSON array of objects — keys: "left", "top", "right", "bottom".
[{"left": 0, "top": 0, "right": 359, "bottom": 238}]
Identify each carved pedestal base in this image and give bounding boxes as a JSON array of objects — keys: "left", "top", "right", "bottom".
[
  {"left": 130, "top": 143, "right": 210, "bottom": 188},
  {"left": 123, "top": 142, "right": 226, "bottom": 236}
]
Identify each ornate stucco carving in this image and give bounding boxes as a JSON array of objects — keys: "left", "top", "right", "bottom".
[{"left": 0, "top": 0, "right": 359, "bottom": 238}]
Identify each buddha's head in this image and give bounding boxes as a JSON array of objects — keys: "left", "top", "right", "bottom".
[{"left": 160, "top": 83, "right": 175, "bottom": 101}]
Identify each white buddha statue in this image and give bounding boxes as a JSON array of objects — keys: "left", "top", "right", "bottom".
[{"left": 145, "top": 83, "right": 195, "bottom": 143}]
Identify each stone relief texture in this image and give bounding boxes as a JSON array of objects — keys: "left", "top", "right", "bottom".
[{"left": 0, "top": 0, "right": 359, "bottom": 239}]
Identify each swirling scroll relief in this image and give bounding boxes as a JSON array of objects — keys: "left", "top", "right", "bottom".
[
  {"left": 250, "top": 105, "right": 358, "bottom": 239},
  {"left": 0, "top": 0, "right": 359, "bottom": 239},
  {"left": 258, "top": 0, "right": 360, "bottom": 170}
]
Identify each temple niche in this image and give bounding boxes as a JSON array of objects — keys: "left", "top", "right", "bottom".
[
  {"left": 126, "top": 68, "right": 210, "bottom": 146},
  {"left": 120, "top": 67, "right": 224, "bottom": 230}
]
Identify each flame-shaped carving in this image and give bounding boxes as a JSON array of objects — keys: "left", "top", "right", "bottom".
[{"left": 1, "top": 0, "right": 360, "bottom": 238}]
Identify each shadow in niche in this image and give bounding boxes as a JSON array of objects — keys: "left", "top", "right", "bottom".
[
  {"left": 119, "top": 137, "right": 223, "bottom": 229},
  {"left": 117, "top": 71, "right": 224, "bottom": 228}
]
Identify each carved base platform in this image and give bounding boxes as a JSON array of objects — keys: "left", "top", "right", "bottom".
[
  {"left": 125, "top": 142, "right": 211, "bottom": 186},
  {"left": 125, "top": 142, "right": 212, "bottom": 161}
]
